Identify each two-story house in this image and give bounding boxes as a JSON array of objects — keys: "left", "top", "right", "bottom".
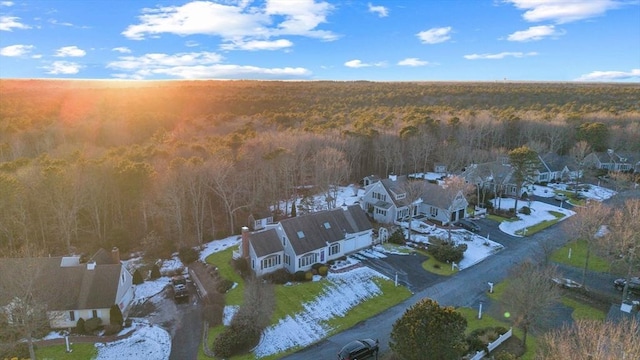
[
  {"left": 361, "top": 174, "right": 469, "bottom": 226},
  {"left": 236, "top": 205, "right": 373, "bottom": 277}
]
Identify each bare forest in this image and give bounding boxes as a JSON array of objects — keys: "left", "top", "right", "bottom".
[{"left": 1, "top": 80, "right": 639, "bottom": 257}]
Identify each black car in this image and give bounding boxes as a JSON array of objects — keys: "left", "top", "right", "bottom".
[
  {"left": 614, "top": 277, "right": 640, "bottom": 294},
  {"left": 454, "top": 219, "right": 481, "bottom": 233},
  {"left": 338, "top": 338, "right": 379, "bottom": 360}
]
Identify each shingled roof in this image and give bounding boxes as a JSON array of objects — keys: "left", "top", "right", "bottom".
[
  {"left": 0, "top": 253, "right": 124, "bottom": 312},
  {"left": 249, "top": 228, "right": 283, "bottom": 257},
  {"left": 279, "top": 205, "right": 371, "bottom": 256}
]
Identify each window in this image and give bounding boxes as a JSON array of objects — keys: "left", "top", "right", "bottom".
[
  {"left": 298, "top": 253, "right": 317, "bottom": 268},
  {"left": 284, "top": 254, "right": 290, "bottom": 265},
  {"left": 395, "top": 193, "right": 405, "bottom": 200},
  {"left": 323, "top": 222, "right": 331, "bottom": 229},
  {"left": 329, "top": 243, "right": 340, "bottom": 256},
  {"left": 121, "top": 273, "right": 125, "bottom": 285},
  {"left": 375, "top": 208, "right": 387, "bottom": 216},
  {"left": 261, "top": 255, "right": 281, "bottom": 270},
  {"left": 430, "top": 207, "right": 438, "bottom": 217},
  {"left": 92, "top": 310, "right": 98, "bottom": 319},
  {"left": 282, "top": 236, "right": 286, "bottom": 247},
  {"left": 297, "top": 231, "right": 305, "bottom": 239},
  {"left": 372, "top": 192, "right": 387, "bottom": 201},
  {"left": 69, "top": 311, "right": 75, "bottom": 321}
]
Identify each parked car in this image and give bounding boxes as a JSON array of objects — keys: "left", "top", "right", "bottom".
[
  {"left": 613, "top": 277, "right": 640, "bottom": 294},
  {"left": 172, "top": 275, "right": 189, "bottom": 301},
  {"left": 554, "top": 193, "right": 568, "bottom": 201},
  {"left": 454, "top": 219, "right": 481, "bottom": 233},
  {"left": 338, "top": 339, "right": 379, "bottom": 360}
]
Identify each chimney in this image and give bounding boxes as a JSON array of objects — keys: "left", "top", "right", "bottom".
[
  {"left": 87, "top": 261, "right": 96, "bottom": 270},
  {"left": 389, "top": 173, "right": 397, "bottom": 181},
  {"left": 341, "top": 202, "right": 348, "bottom": 211},
  {"left": 111, "top": 247, "right": 120, "bottom": 264},
  {"left": 241, "top": 226, "right": 250, "bottom": 259}
]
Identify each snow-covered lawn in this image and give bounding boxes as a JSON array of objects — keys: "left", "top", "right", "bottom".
[
  {"left": 493, "top": 198, "right": 575, "bottom": 237},
  {"left": 94, "top": 320, "right": 171, "bottom": 360}
]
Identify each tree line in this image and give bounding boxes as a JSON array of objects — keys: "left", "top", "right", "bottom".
[{"left": 0, "top": 80, "right": 639, "bottom": 257}]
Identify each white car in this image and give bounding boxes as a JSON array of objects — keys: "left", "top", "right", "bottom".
[{"left": 554, "top": 193, "right": 568, "bottom": 201}]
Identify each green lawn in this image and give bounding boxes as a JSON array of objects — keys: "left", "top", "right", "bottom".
[
  {"left": 561, "top": 297, "right": 606, "bottom": 321},
  {"left": 418, "top": 249, "right": 458, "bottom": 276},
  {"left": 515, "top": 211, "right": 565, "bottom": 237},
  {"left": 487, "top": 214, "right": 517, "bottom": 223},
  {"left": 37, "top": 343, "right": 97, "bottom": 360},
  {"left": 550, "top": 239, "right": 610, "bottom": 272},
  {"left": 380, "top": 242, "right": 414, "bottom": 254},
  {"left": 205, "top": 247, "right": 245, "bottom": 305},
  {"left": 201, "top": 252, "right": 411, "bottom": 360}
]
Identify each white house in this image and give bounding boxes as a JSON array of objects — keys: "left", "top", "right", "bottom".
[
  {"left": 584, "top": 149, "right": 638, "bottom": 172},
  {"left": 236, "top": 205, "right": 373, "bottom": 277},
  {"left": 0, "top": 248, "right": 134, "bottom": 330},
  {"left": 361, "top": 174, "right": 469, "bottom": 226}
]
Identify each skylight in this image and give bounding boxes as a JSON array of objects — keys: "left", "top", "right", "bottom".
[
  {"left": 297, "top": 231, "right": 305, "bottom": 238},
  {"left": 323, "top": 222, "right": 331, "bottom": 229}
]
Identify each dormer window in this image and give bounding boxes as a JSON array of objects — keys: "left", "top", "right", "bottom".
[{"left": 395, "top": 193, "right": 406, "bottom": 200}]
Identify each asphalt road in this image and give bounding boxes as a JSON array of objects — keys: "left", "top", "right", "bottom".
[{"left": 284, "top": 188, "right": 640, "bottom": 360}]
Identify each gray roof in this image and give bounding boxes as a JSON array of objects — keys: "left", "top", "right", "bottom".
[
  {"left": 249, "top": 228, "right": 283, "bottom": 257},
  {"left": 0, "top": 254, "right": 124, "bottom": 311},
  {"left": 280, "top": 205, "right": 371, "bottom": 256},
  {"left": 379, "top": 176, "right": 409, "bottom": 207},
  {"left": 421, "top": 182, "right": 459, "bottom": 209},
  {"left": 461, "top": 161, "right": 515, "bottom": 185},
  {"left": 540, "top": 153, "right": 576, "bottom": 172}
]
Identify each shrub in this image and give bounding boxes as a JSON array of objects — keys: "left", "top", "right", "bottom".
[
  {"left": 213, "top": 324, "right": 261, "bottom": 358},
  {"left": 231, "top": 257, "right": 250, "bottom": 278},
  {"left": 84, "top": 317, "right": 102, "bottom": 333},
  {"left": 318, "top": 265, "right": 329, "bottom": 277},
  {"left": 494, "top": 351, "right": 518, "bottom": 360},
  {"left": 311, "top": 263, "right": 323, "bottom": 271},
  {"left": 132, "top": 269, "right": 144, "bottom": 285},
  {"left": 75, "top": 317, "right": 86, "bottom": 334},
  {"left": 519, "top": 206, "right": 531, "bottom": 215},
  {"left": 103, "top": 324, "right": 122, "bottom": 336},
  {"left": 262, "top": 268, "right": 292, "bottom": 284},
  {"left": 388, "top": 228, "right": 406, "bottom": 245},
  {"left": 293, "top": 271, "right": 306, "bottom": 282},
  {"left": 304, "top": 271, "right": 313, "bottom": 281},
  {"left": 110, "top": 304, "right": 123, "bottom": 326},
  {"left": 202, "top": 293, "right": 225, "bottom": 326},
  {"left": 216, "top": 278, "right": 234, "bottom": 293},
  {"left": 178, "top": 247, "right": 199, "bottom": 265},
  {"left": 429, "top": 238, "right": 467, "bottom": 263},
  {"left": 150, "top": 264, "right": 161, "bottom": 280}
]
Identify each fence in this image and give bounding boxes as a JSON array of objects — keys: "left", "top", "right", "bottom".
[{"left": 468, "top": 327, "right": 513, "bottom": 360}]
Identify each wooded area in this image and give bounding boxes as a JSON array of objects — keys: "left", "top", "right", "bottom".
[{"left": 1, "top": 80, "right": 639, "bottom": 257}]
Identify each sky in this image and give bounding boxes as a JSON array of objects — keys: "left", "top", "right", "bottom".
[{"left": 1, "top": 0, "right": 639, "bottom": 82}]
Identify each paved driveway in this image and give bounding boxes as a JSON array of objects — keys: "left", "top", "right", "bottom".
[{"left": 361, "top": 252, "right": 445, "bottom": 293}]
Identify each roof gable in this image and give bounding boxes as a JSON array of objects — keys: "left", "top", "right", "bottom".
[{"left": 249, "top": 228, "right": 284, "bottom": 258}]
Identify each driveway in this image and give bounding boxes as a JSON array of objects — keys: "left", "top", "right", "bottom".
[{"left": 361, "top": 252, "right": 445, "bottom": 293}]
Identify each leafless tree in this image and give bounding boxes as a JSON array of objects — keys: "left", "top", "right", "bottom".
[
  {"left": 400, "top": 179, "right": 427, "bottom": 243},
  {"left": 206, "top": 157, "right": 250, "bottom": 235},
  {"left": 502, "top": 262, "right": 561, "bottom": 348},
  {"left": 605, "top": 199, "right": 640, "bottom": 301},
  {"left": 564, "top": 201, "right": 611, "bottom": 287},
  {"left": 570, "top": 141, "right": 591, "bottom": 187},
  {"left": 537, "top": 319, "right": 640, "bottom": 360}
]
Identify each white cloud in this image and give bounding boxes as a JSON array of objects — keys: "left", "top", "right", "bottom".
[
  {"left": 54, "top": 46, "right": 86, "bottom": 57},
  {"left": 507, "top": 25, "right": 564, "bottom": 41},
  {"left": 464, "top": 51, "right": 538, "bottom": 60},
  {"left": 576, "top": 68, "right": 640, "bottom": 81},
  {"left": 1, "top": 1, "right": 14, "bottom": 7},
  {"left": 43, "top": 61, "right": 83, "bottom": 75},
  {"left": 112, "top": 47, "right": 132, "bottom": 54},
  {"left": 368, "top": 3, "right": 389, "bottom": 17},
  {"left": 344, "top": 59, "right": 386, "bottom": 68},
  {"left": 397, "top": 58, "right": 429, "bottom": 67},
  {"left": 416, "top": 26, "right": 452, "bottom": 44},
  {"left": 505, "top": 0, "right": 623, "bottom": 24},
  {"left": 122, "top": 0, "right": 337, "bottom": 48},
  {"left": 220, "top": 38, "right": 293, "bottom": 51},
  {"left": 106, "top": 50, "right": 310, "bottom": 79},
  {"left": 0, "top": 15, "right": 30, "bottom": 31},
  {"left": 0, "top": 44, "right": 34, "bottom": 57},
  {"left": 185, "top": 40, "right": 199, "bottom": 47}
]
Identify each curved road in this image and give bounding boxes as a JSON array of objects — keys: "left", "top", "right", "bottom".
[{"left": 284, "top": 189, "right": 639, "bottom": 360}]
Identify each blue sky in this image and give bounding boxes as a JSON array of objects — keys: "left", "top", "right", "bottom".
[{"left": 1, "top": 0, "right": 639, "bottom": 81}]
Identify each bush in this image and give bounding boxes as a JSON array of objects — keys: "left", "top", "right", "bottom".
[
  {"left": 231, "top": 257, "right": 250, "bottom": 278},
  {"left": 304, "top": 271, "right": 313, "bottom": 281},
  {"left": 262, "top": 269, "right": 292, "bottom": 284},
  {"left": 178, "top": 247, "right": 199, "bottom": 265},
  {"left": 202, "top": 293, "right": 225, "bottom": 326},
  {"left": 1, "top": 342, "right": 32, "bottom": 359},
  {"left": 494, "top": 351, "right": 518, "bottom": 360},
  {"left": 519, "top": 206, "right": 531, "bottom": 215},
  {"left": 150, "top": 264, "right": 161, "bottom": 279},
  {"left": 216, "top": 278, "right": 234, "bottom": 293},
  {"left": 75, "top": 317, "right": 86, "bottom": 334},
  {"left": 110, "top": 304, "right": 123, "bottom": 326},
  {"left": 311, "top": 263, "right": 323, "bottom": 271},
  {"left": 294, "top": 271, "right": 306, "bottom": 282},
  {"left": 213, "top": 324, "right": 261, "bottom": 358},
  {"left": 84, "top": 317, "right": 102, "bottom": 333},
  {"left": 103, "top": 324, "right": 122, "bottom": 336},
  {"left": 388, "top": 228, "right": 406, "bottom": 245},
  {"left": 428, "top": 238, "right": 467, "bottom": 263},
  {"left": 318, "top": 265, "right": 329, "bottom": 277},
  {"left": 132, "top": 269, "right": 144, "bottom": 285}
]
